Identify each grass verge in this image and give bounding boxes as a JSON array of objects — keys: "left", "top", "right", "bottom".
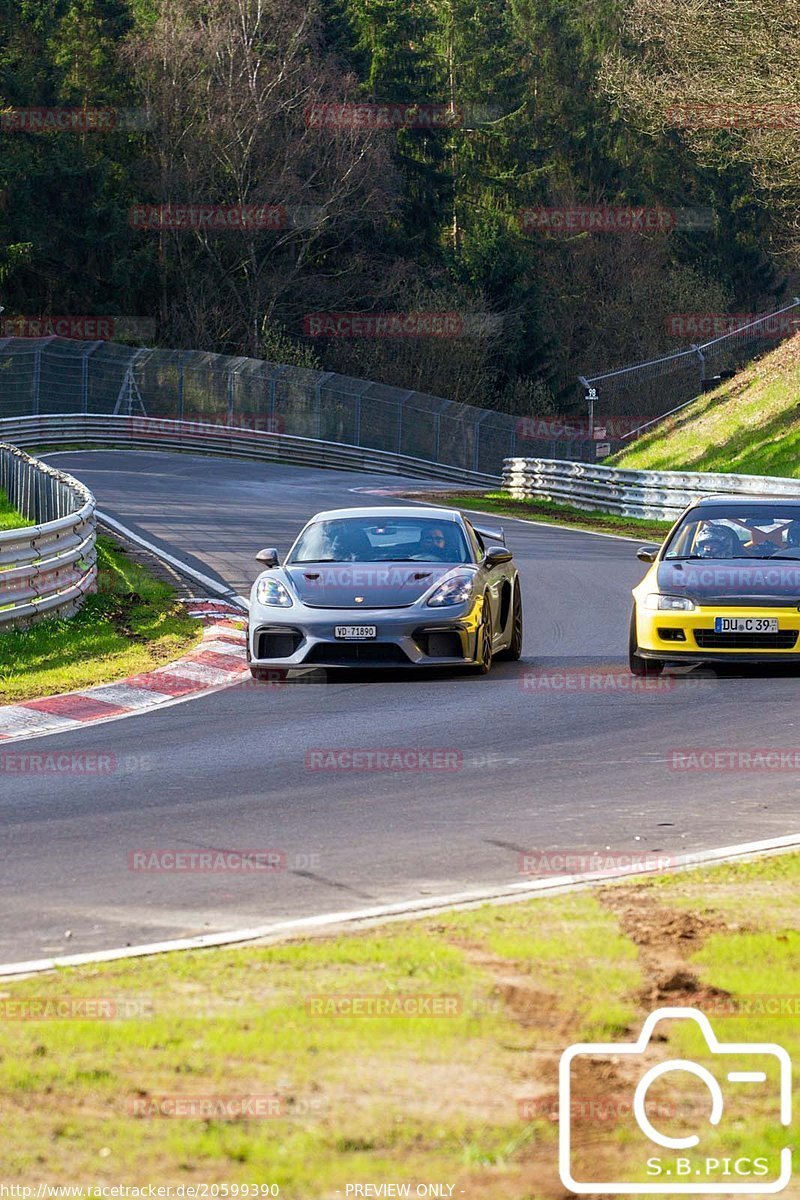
[
  {"left": 609, "top": 330, "right": 800, "bottom": 476},
  {"left": 0, "top": 853, "right": 796, "bottom": 1195},
  {"left": 0, "top": 488, "right": 32, "bottom": 531},
  {"left": 410, "top": 490, "right": 673, "bottom": 542},
  {"left": 0, "top": 535, "right": 201, "bottom": 705}
]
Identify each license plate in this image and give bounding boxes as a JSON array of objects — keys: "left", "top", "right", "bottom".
[
  {"left": 334, "top": 625, "right": 377, "bottom": 640},
  {"left": 714, "top": 617, "right": 779, "bottom": 633}
]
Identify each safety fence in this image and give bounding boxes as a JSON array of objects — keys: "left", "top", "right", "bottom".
[
  {"left": 0, "top": 337, "right": 607, "bottom": 474},
  {"left": 579, "top": 298, "right": 800, "bottom": 437},
  {"left": 0, "top": 441, "right": 97, "bottom": 628},
  {"left": 503, "top": 457, "right": 800, "bottom": 522},
  {"left": 0, "top": 413, "right": 500, "bottom": 486}
]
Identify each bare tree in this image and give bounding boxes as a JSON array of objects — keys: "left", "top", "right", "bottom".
[{"left": 127, "top": 0, "right": 399, "bottom": 353}]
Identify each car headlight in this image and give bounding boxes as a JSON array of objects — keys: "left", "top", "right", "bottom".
[
  {"left": 643, "top": 593, "right": 696, "bottom": 612},
  {"left": 256, "top": 577, "right": 293, "bottom": 607},
  {"left": 426, "top": 573, "right": 474, "bottom": 607}
]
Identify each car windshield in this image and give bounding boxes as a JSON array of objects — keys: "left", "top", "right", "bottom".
[
  {"left": 289, "top": 516, "right": 471, "bottom": 564},
  {"left": 663, "top": 506, "right": 800, "bottom": 560}
]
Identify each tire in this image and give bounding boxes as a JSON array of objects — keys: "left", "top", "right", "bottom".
[
  {"left": 497, "top": 585, "right": 523, "bottom": 661},
  {"left": 250, "top": 666, "right": 271, "bottom": 682},
  {"left": 476, "top": 598, "right": 494, "bottom": 674},
  {"left": 629, "top": 607, "right": 663, "bottom": 677}
]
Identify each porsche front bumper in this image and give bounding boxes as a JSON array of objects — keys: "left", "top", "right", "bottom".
[{"left": 247, "top": 599, "right": 483, "bottom": 669}]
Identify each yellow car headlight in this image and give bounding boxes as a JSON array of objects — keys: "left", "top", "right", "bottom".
[{"left": 643, "top": 593, "right": 696, "bottom": 612}]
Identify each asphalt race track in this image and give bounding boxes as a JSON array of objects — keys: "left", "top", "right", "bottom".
[{"left": 2, "top": 450, "right": 799, "bottom": 967}]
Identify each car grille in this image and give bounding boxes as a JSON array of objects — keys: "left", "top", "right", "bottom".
[
  {"left": 305, "top": 642, "right": 411, "bottom": 664},
  {"left": 694, "top": 630, "right": 799, "bottom": 650}
]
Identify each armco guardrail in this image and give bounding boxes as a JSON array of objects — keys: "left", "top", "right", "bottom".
[
  {"left": 0, "top": 442, "right": 97, "bottom": 628},
  {"left": 503, "top": 458, "right": 800, "bottom": 522},
  {"left": 0, "top": 413, "right": 500, "bottom": 486}
]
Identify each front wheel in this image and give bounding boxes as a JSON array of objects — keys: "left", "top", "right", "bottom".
[
  {"left": 629, "top": 607, "right": 663, "bottom": 677},
  {"left": 475, "top": 599, "right": 494, "bottom": 674},
  {"left": 497, "top": 586, "right": 523, "bottom": 661}
]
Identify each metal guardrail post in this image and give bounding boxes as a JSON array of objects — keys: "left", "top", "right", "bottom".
[
  {"left": 314, "top": 373, "right": 335, "bottom": 440},
  {"left": 32, "top": 347, "right": 41, "bottom": 414},
  {"left": 178, "top": 354, "right": 186, "bottom": 421},
  {"left": 81, "top": 341, "right": 103, "bottom": 414}
]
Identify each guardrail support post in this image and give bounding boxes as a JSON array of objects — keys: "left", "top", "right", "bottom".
[
  {"left": 177, "top": 355, "right": 185, "bottom": 421},
  {"left": 32, "top": 348, "right": 41, "bottom": 415},
  {"left": 227, "top": 370, "right": 235, "bottom": 425},
  {"left": 81, "top": 341, "right": 103, "bottom": 414}
]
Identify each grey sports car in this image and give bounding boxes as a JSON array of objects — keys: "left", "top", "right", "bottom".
[{"left": 247, "top": 505, "right": 522, "bottom": 674}]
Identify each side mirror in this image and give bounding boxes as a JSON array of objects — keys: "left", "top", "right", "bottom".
[
  {"left": 485, "top": 545, "right": 513, "bottom": 567},
  {"left": 256, "top": 547, "right": 280, "bottom": 568},
  {"left": 636, "top": 546, "right": 659, "bottom": 563}
]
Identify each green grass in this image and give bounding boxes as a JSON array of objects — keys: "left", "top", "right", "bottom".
[
  {"left": 0, "top": 892, "right": 641, "bottom": 1191},
  {"left": 0, "top": 854, "right": 796, "bottom": 1195},
  {"left": 0, "top": 488, "right": 32, "bottom": 530},
  {"left": 0, "top": 535, "right": 201, "bottom": 704},
  {"left": 610, "top": 331, "right": 800, "bottom": 476},
  {"left": 412, "top": 490, "right": 672, "bottom": 542}
]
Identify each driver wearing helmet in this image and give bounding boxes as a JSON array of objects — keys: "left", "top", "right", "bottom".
[
  {"left": 694, "top": 522, "right": 740, "bottom": 559},
  {"left": 785, "top": 520, "right": 800, "bottom": 549}
]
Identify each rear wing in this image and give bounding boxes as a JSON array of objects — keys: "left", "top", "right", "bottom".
[{"left": 471, "top": 522, "right": 505, "bottom": 545}]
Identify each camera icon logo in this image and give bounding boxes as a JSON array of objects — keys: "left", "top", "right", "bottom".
[{"left": 559, "top": 1006, "right": 791, "bottom": 1194}]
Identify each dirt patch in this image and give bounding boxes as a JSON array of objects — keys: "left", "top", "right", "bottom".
[
  {"left": 599, "top": 883, "right": 733, "bottom": 1007},
  {"left": 440, "top": 937, "right": 648, "bottom": 1200}
]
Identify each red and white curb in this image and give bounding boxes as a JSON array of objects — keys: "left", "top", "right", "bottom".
[{"left": 0, "top": 601, "right": 248, "bottom": 746}]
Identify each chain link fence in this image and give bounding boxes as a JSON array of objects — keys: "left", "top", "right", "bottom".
[
  {"left": 1, "top": 303, "right": 797, "bottom": 477},
  {"left": 580, "top": 299, "right": 800, "bottom": 440},
  {"left": 0, "top": 337, "right": 610, "bottom": 476}
]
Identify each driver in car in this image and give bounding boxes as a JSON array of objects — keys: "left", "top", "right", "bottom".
[
  {"left": 784, "top": 520, "right": 800, "bottom": 551},
  {"left": 420, "top": 526, "right": 451, "bottom": 560},
  {"left": 694, "top": 522, "right": 741, "bottom": 559}
]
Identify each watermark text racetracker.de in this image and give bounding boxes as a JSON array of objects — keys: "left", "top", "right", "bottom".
[
  {"left": 518, "top": 849, "right": 675, "bottom": 877},
  {"left": 0, "top": 751, "right": 147, "bottom": 775},
  {"left": 0, "top": 106, "right": 149, "bottom": 132},
  {"left": 666, "top": 312, "right": 800, "bottom": 339},
  {"left": 519, "top": 1095, "right": 678, "bottom": 1122},
  {"left": 0, "top": 997, "right": 153, "bottom": 1020},
  {"left": 127, "top": 848, "right": 320, "bottom": 872},
  {"left": 515, "top": 416, "right": 633, "bottom": 442},
  {"left": 519, "top": 665, "right": 710, "bottom": 693},
  {"left": 305, "top": 748, "right": 462, "bottom": 771},
  {"left": 518, "top": 206, "right": 714, "bottom": 234},
  {"left": 303, "top": 312, "right": 500, "bottom": 338},
  {"left": 668, "top": 748, "right": 800, "bottom": 771}
]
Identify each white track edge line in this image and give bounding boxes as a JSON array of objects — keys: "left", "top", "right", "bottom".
[
  {"left": 97, "top": 511, "right": 250, "bottom": 609},
  {"left": 2, "top": 832, "right": 799, "bottom": 977}
]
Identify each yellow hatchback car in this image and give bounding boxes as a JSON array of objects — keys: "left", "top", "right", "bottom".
[{"left": 630, "top": 495, "right": 800, "bottom": 675}]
